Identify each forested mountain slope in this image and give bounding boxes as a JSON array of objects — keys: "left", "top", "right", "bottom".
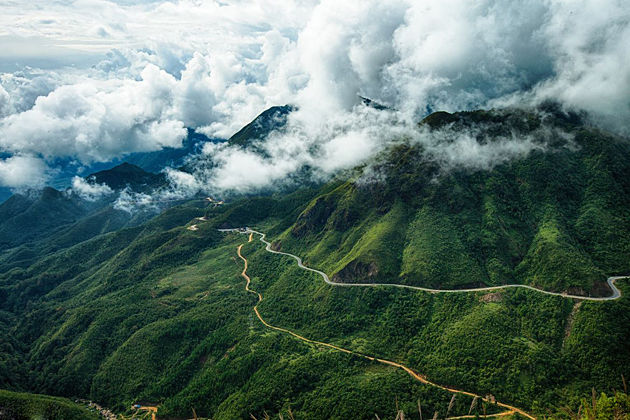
[{"left": 276, "top": 109, "right": 630, "bottom": 296}]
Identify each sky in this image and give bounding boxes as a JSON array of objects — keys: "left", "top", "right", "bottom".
[{"left": 0, "top": 0, "right": 629, "bottom": 193}]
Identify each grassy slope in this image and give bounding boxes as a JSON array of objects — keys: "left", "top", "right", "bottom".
[
  {"left": 244, "top": 233, "right": 629, "bottom": 414},
  {"left": 0, "top": 191, "right": 512, "bottom": 419},
  {"left": 0, "top": 192, "right": 628, "bottom": 418}
]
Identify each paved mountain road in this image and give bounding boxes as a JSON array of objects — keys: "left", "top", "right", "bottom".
[{"left": 220, "top": 228, "right": 623, "bottom": 301}]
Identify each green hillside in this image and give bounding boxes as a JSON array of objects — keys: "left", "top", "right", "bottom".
[
  {"left": 0, "top": 389, "right": 99, "bottom": 420},
  {"left": 0, "top": 108, "right": 628, "bottom": 419},
  {"left": 0, "top": 187, "right": 89, "bottom": 250},
  {"left": 277, "top": 109, "right": 630, "bottom": 295}
]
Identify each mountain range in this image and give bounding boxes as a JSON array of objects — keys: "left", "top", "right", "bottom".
[{"left": 0, "top": 105, "right": 628, "bottom": 419}]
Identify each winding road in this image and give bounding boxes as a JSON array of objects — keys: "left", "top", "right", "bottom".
[
  {"left": 221, "top": 228, "right": 623, "bottom": 301},
  {"left": 217, "top": 226, "right": 626, "bottom": 419},
  {"left": 236, "top": 238, "right": 530, "bottom": 420}
]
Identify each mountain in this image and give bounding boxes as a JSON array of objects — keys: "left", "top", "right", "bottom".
[
  {"left": 0, "top": 188, "right": 12, "bottom": 203},
  {"left": 0, "top": 107, "right": 628, "bottom": 419},
  {"left": 0, "top": 164, "right": 171, "bottom": 268},
  {"left": 0, "top": 107, "right": 285, "bottom": 206},
  {"left": 0, "top": 105, "right": 293, "bottom": 265},
  {"left": 228, "top": 105, "right": 294, "bottom": 148},
  {"left": 0, "top": 187, "right": 89, "bottom": 250},
  {"left": 87, "top": 162, "right": 166, "bottom": 191},
  {"left": 276, "top": 108, "right": 630, "bottom": 296},
  {"left": 0, "top": 127, "right": 212, "bottom": 205},
  {"left": 120, "top": 128, "right": 212, "bottom": 173}
]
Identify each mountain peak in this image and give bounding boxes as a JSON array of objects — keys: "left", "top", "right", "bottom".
[
  {"left": 86, "top": 162, "right": 165, "bottom": 191},
  {"left": 40, "top": 186, "right": 64, "bottom": 201},
  {"left": 228, "top": 105, "right": 294, "bottom": 148},
  {"left": 107, "top": 162, "right": 146, "bottom": 173}
]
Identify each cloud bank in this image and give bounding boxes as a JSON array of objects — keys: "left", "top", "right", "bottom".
[{"left": 0, "top": 0, "right": 628, "bottom": 191}]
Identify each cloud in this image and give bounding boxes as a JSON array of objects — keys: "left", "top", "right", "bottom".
[
  {"left": 0, "top": 84, "right": 9, "bottom": 117},
  {"left": 110, "top": 168, "right": 204, "bottom": 213},
  {"left": 351, "top": 120, "right": 576, "bottom": 190},
  {"left": 163, "top": 167, "right": 202, "bottom": 197},
  {"left": 528, "top": 0, "right": 630, "bottom": 132},
  {"left": 384, "top": 1, "right": 553, "bottom": 118},
  {"left": 113, "top": 188, "right": 157, "bottom": 213},
  {"left": 174, "top": 106, "right": 565, "bottom": 197},
  {"left": 0, "top": 155, "right": 50, "bottom": 188},
  {"left": 0, "top": 70, "right": 69, "bottom": 115},
  {"left": 0, "top": 35, "right": 103, "bottom": 71},
  {"left": 169, "top": 105, "right": 408, "bottom": 195},
  {"left": 201, "top": 142, "right": 304, "bottom": 193},
  {"left": 0, "top": 0, "right": 628, "bottom": 191},
  {"left": 0, "top": 65, "right": 187, "bottom": 162},
  {"left": 70, "top": 176, "right": 113, "bottom": 201},
  {"left": 416, "top": 125, "right": 551, "bottom": 171}
]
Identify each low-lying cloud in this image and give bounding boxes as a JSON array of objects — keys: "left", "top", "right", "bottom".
[
  {"left": 0, "top": 0, "right": 628, "bottom": 192},
  {"left": 113, "top": 188, "right": 158, "bottom": 213},
  {"left": 70, "top": 176, "right": 113, "bottom": 201},
  {"left": 167, "top": 107, "right": 571, "bottom": 198},
  {"left": 418, "top": 125, "right": 564, "bottom": 172},
  {"left": 177, "top": 105, "right": 407, "bottom": 194}
]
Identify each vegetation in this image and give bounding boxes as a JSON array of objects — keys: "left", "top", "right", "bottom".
[
  {"left": 560, "top": 389, "right": 630, "bottom": 420},
  {"left": 0, "top": 389, "right": 99, "bottom": 420},
  {"left": 0, "top": 108, "right": 628, "bottom": 418},
  {"left": 277, "top": 110, "right": 630, "bottom": 295}
]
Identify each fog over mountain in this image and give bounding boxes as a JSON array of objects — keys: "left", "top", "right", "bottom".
[{"left": 0, "top": 0, "right": 628, "bottom": 192}]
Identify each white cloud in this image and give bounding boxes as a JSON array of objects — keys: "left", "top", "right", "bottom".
[
  {"left": 163, "top": 167, "right": 201, "bottom": 198},
  {"left": 0, "top": 84, "right": 9, "bottom": 117},
  {"left": 418, "top": 127, "right": 549, "bottom": 171},
  {"left": 0, "top": 70, "right": 69, "bottom": 114},
  {"left": 198, "top": 142, "right": 304, "bottom": 193},
  {"left": 71, "top": 176, "right": 113, "bottom": 201},
  {"left": 113, "top": 188, "right": 157, "bottom": 213},
  {"left": 530, "top": 0, "right": 630, "bottom": 132},
  {"left": 0, "top": 65, "right": 187, "bottom": 162},
  {"left": 0, "top": 0, "right": 628, "bottom": 190},
  {"left": 0, "top": 155, "right": 49, "bottom": 188},
  {"left": 184, "top": 105, "right": 409, "bottom": 194}
]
